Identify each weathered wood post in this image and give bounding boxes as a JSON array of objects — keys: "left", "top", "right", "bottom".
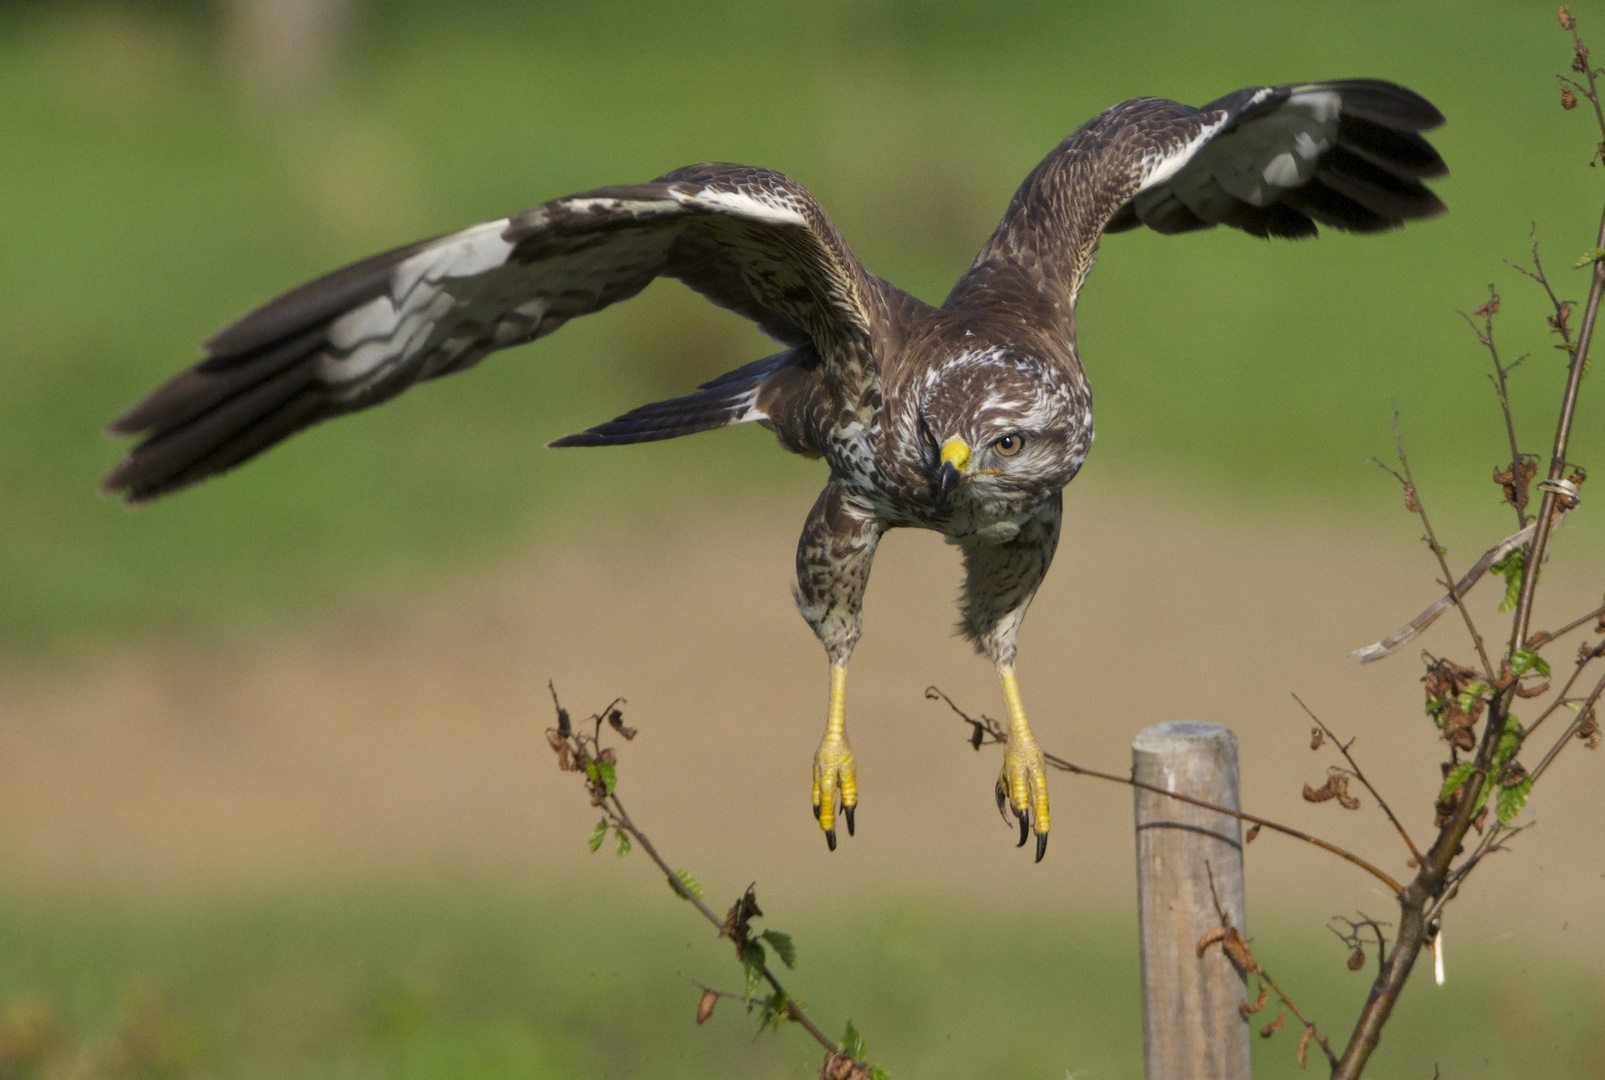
[{"left": 1134, "top": 721, "right": 1250, "bottom": 1080}]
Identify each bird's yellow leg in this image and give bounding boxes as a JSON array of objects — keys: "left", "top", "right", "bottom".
[
  {"left": 995, "top": 664, "right": 1050, "bottom": 861},
  {"left": 811, "top": 664, "right": 857, "bottom": 850}
]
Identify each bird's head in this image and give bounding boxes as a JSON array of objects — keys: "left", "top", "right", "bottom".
[{"left": 917, "top": 347, "right": 1091, "bottom": 505}]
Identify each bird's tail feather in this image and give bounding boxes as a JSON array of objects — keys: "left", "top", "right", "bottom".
[{"left": 547, "top": 350, "right": 788, "bottom": 447}]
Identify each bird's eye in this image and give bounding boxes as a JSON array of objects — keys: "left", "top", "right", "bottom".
[{"left": 993, "top": 433, "right": 1025, "bottom": 457}]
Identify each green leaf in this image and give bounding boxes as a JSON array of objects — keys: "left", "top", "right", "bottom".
[
  {"left": 1496, "top": 775, "right": 1534, "bottom": 824},
  {"left": 1440, "top": 762, "right": 1476, "bottom": 803},
  {"left": 741, "top": 942, "right": 767, "bottom": 1001},
  {"left": 1425, "top": 694, "right": 1446, "bottom": 726},
  {"left": 594, "top": 761, "right": 617, "bottom": 796},
  {"left": 841, "top": 1020, "right": 867, "bottom": 1060},
  {"left": 587, "top": 818, "right": 607, "bottom": 853},
  {"left": 755, "top": 990, "right": 790, "bottom": 1034},
  {"left": 1565, "top": 701, "right": 1583, "bottom": 713},
  {"left": 869, "top": 1067, "right": 891, "bottom": 1080},
  {"left": 670, "top": 869, "right": 703, "bottom": 900},
  {"left": 1456, "top": 681, "right": 1490, "bottom": 713},
  {"left": 1509, "top": 648, "right": 1551, "bottom": 679},
  {"left": 1574, "top": 247, "right": 1605, "bottom": 269},
  {"left": 614, "top": 828, "right": 631, "bottom": 856},
  {"left": 1494, "top": 713, "right": 1523, "bottom": 769},
  {"left": 1492, "top": 549, "right": 1524, "bottom": 612},
  {"left": 759, "top": 930, "right": 796, "bottom": 969}
]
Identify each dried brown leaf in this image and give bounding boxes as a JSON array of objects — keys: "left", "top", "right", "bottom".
[
  {"left": 1561, "top": 6, "right": 1577, "bottom": 31},
  {"left": 1309, "top": 727, "right": 1325, "bottom": 751},
  {"left": 1260, "top": 1009, "right": 1287, "bottom": 1039},
  {"left": 696, "top": 989, "right": 718, "bottom": 1025},
  {"left": 607, "top": 708, "right": 638, "bottom": 740},
  {"left": 1195, "top": 926, "right": 1228, "bottom": 958},
  {"left": 1222, "top": 927, "right": 1261, "bottom": 974},
  {"left": 1472, "top": 297, "right": 1500, "bottom": 317},
  {"left": 1564, "top": 86, "right": 1580, "bottom": 109},
  {"left": 1297, "top": 1025, "right": 1315, "bottom": 1067},
  {"left": 1403, "top": 482, "right": 1421, "bottom": 514},
  {"left": 1240, "top": 982, "right": 1270, "bottom": 1016},
  {"left": 1347, "top": 947, "right": 1366, "bottom": 971},
  {"left": 1303, "top": 780, "right": 1336, "bottom": 804},
  {"left": 1246, "top": 823, "right": 1262, "bottom": 844}
]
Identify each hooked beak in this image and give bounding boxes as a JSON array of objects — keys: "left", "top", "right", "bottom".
[{"left": 937, "top": 437, "right": 971, "bottom": 501}]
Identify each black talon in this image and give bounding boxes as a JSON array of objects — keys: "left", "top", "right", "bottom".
[
  {"left": 844, "top": 804, "right": 856, "bottom": 836},
  {"left": 1016, "top": 811, "right": 1030, "bottom": 847},
  {"left": 1035, "top": 832, "right": 1048, "bottom": 863},
  {"left": 995, "top": 780, "right": 1008, "bottom": 817},
  {"left": 812, "top": 802, "right": 821, "bottom": 821},
  {"left": 825, "top": 827, "right": 837, "bottom": 851}
]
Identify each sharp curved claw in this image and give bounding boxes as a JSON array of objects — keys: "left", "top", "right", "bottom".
[
  {"left": 1017, "top": 811, "right": 1030, "bottom": 847},
  {"left": 844, "top": 804, "right": 855, "bottom": 836},
  {"left": 995, "top": 779, "right": 1008, "bottom": 818},
  {"left": 825, "top": 827, "right": 837, "bottom": 852},
  {"left": 1035, "top": 831, "right": 1048, "bottom": 863},
  {"left": 812, "top": 802, "right": 821, "bottom": 821}
]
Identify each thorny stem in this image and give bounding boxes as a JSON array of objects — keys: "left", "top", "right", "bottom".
[
  {"left": 1375, "top": 416, "right": 1496, "bottom": 679},
  {"left": 928, "top": 688, "right": 1403, "bottom": 895},
  {"left": 1293, "top": 695, "right": 1424, "bottom": 866}
]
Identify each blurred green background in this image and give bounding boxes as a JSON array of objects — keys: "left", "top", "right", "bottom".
[
  {"left": 3, "top": 0, "right": 1601, "bottom": 648},
  {"left": 3, "top": 1, "right": 1604, "bottom": 1078}
]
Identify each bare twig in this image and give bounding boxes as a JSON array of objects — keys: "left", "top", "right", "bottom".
[
  {"left": 1350, "top": 523, "right": 1535, "bottom": 662},
  {"left": 545, "top": 691, "right": 841, "bottom": 1060},
  {"left": 1458, "top": 285, "right": 1532, "bottom": 526},
  {"left": 1371, "top": 416, "right": 1497, "bottom": 678},
  {"left": 1198, "top": 864, "right": 1338, "bottom": 1070},
  {"left": 1293, "top": 695, "right": 1424, "bottom": 865},
  {"left": 927, "top": 687, "right": 1404, "bottom": 895}
]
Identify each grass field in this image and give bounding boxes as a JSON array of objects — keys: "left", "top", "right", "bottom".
[
  {"left": 0, "top": 882, "right": 1600, "bottom": 1080},
  {"left": 1, "top": 0, "right": 1602, "bottom": 647}
]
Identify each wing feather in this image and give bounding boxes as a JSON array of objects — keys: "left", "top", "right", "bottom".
[{"left": 103, "top": 166, "right": 874, "bottom": 503}]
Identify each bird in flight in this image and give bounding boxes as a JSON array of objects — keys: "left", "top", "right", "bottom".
[{"left": 103, "top": 79, "right": 1446, "bottom": 861}]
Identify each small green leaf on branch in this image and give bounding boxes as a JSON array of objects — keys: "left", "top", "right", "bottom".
[
  {"left": 1492, "top": 549, "right": 1524, "bottom": 612},
  {"left": 1510, "top": 648, "right": 1551, "bottom": 678},
  {"left": 842, "top": 1020, "right": 867, "bottom": 1060},
  {"left": 1573, "top": 247, "right": 1605, "bottom": 269},
  {"left": 1456, "top": 681, "right": 1491, "bottom": 714},
  {"left": 614, "top": 827, "right": 632, "bottom": 856},
  {"left": 1496, "top": 775, "right": 1534, "bottom": 824},
  {"left": 1494, "top": 713, "right": 1523, "bottom": 769},
  {"left": 1440, "top": 762, "right": 1477, "bottom": 803},
  {"left": 671, "top": 869, "right": 703, "bottom": 899},
  {"left": 759, "top": 929, "right": 796, "bottom": 969},
  {"left": 741, "top": 942, "right": 767, "bottom": 1001},
  {"left": 588, "top": 817, "right": 608, "bottom": 853}
]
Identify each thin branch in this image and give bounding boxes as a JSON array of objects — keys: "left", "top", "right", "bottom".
[
  {"left": 1374, "top": 415, "right": 1497, "bottom": 678},
  {"left": 1458, "top": 285, "right": 1531, "bottom": 527},
  {"left": 545, "top": 693, "right": 840, "bottom": 1059},
  {"left": 1293, "top": 694, "right": 1424, "bottom": 865},
  {"left": 1529, "top": 597, "right": 1605, "bottom": 651},
  {"left": 1528, "top": 662, "right": 1605, "bottom": 785},
  {"left": 927, "top": 687, "right": 1404, "bottom": 895},
  {"left": 1200, "top": 865, "right": 1338, "bottom": 1070},
  {"left": 1350, "top": 523, "right": 1535, "bottom": 662}
]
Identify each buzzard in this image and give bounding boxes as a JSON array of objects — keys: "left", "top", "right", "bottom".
[{"left": 103, "top": 80, "right": 1446, "bottom": 861}]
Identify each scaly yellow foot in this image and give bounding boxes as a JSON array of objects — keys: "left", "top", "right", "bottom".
[
  {"left": 811, "top": 664, "right": 857, "bottom": 850},
  {"left": 994, "top": 665, "right": 1049, "bottom": 861}
]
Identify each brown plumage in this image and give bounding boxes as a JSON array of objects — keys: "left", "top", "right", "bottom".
[{"left": 103, "top": 79, "right": 1447, "bottom": 859}]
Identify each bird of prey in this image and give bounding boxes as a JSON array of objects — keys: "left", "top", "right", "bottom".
[{"left": 103, "top": 79, "right": 1446, "bottom": 861}]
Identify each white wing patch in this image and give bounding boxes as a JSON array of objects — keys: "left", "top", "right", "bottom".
[
  {"left": 684, "top": 185, "right": 809, "bottom": 226},
  {"left": 1187, "top": 90, "right": 1341, "bottom": 207},
  {"left": 1136, "top": 115, "right": 1230, "bottom": 193}
]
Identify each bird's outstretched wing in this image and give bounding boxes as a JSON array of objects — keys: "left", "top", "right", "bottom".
[
  {"left": 950, "top": 79, "right": 1446, "bottom": 328},
  {"left": 1105, "top": 79, "right": 1446, "bottom": 238},
  {"left": 102, "top": 164, "right": 875, "bottom": 503}
]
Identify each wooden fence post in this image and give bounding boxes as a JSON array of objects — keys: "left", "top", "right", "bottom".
[{"left": 1133, "top": 721, "right": 1250, "bottom": 1080}]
